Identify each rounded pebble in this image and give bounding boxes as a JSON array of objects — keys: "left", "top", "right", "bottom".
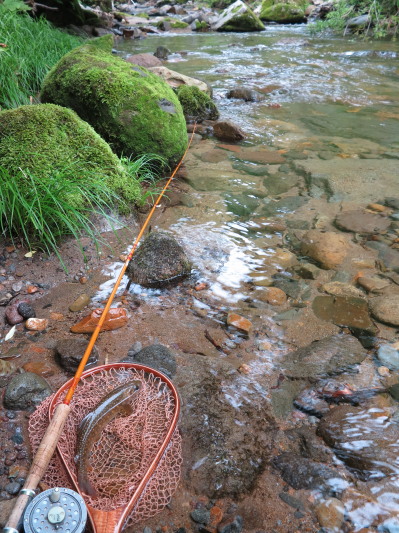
[
  {"left": 190, "top": 509, "right": 211, "bottom": 525},
  {"left": 17, "top": 302, "right": 36, "bottom": 319}
]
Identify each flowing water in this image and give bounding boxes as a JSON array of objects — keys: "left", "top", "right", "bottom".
[{"left": 111, "top": 27, "right": 399, "bottom": 530}]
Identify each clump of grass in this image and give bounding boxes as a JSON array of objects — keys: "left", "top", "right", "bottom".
[
  {"left": 122, "top": 154, "right": 168, "bottom": 206},
  {"left": 0, "top": 154, "right": 166, "bottom": 269},
  {"left": 0, "top": 10, "right": 83, "bottom": 109}
]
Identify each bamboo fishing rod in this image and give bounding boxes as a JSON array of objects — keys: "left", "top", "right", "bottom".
[{"left": 4, "top": 129, "right": 196, "bottom": 533}]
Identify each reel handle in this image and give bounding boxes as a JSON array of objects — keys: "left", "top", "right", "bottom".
[{"left": 4, "top": 403, "right": 71, "bottom": 532}]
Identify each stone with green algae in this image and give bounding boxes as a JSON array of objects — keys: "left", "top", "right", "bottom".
[
  {"left": 41, "top": 37, "right": 187, "bottom": 166},
  {"left": 176, "top": 85, "right": 219, "bottom": 123},
  {"left": 212, "top": 0, "right": 265, "bottom": 31},
  {"left": 260, "top": 0, "right": 307, "bottom": 23}
]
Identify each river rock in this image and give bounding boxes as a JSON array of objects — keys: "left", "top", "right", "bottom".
[
  {"left": 260, "top": 0, "right": 307, "bottom": 23},
  {"left": 257, "top": 287, "right": 287, "bottom": 305},
  {"left": 226, "top": 312, "right": 252, "bottom": 333},
  {"left": 263, "top": 173, "right": 298, "bottom": 195},
  {"left": 148, "top": 66, "right": 211, "bottom": 94},
  {"left": 377, "top": 345, "right": 399, "bottom": 370},
  {"left": 17, "top": 302, "right": 36, "bottom": 319},
  {"left": 25, "top": 318, "right": 48, "bottom": 331},
  {"left": 126, "top": 231, "right": 191, "bottom": 288},
  {"left": 300, "top": 230, "right": 350, "bottom": 269},
  {"left": 154, "top": 45, "right": 170, "bottom": 60},
  {"left": 365, "top": 240, "right": 399, "bottom": 272},
  {"left": 213, "top": 121, "right": 245, "bottom": 142},
  {"left": 4, "top": 372, "right": 52, "bottom": 410},
  {"left": 69, "top": 294, "right": 91, "bottom": 312},
  {"left": 177, "top": 85, "right": 219, "bottom": 122},
  {"left": 335, "top": 209, "right": 391, "bottom": 234},
  {"left": 55, "top": 338, "right": 99, "bottom": 373},
  {"left": 235, "top": 147, "right": 285, "bottom": 165},
  {"left": 315, "top": 498, "right": 345, "bottom": 532},
  {"left": 179, "top": 357, "right": 278, "bottom": 497},
  {"left": 369, "top": 296, "right": 399, "bottom": 326},
  {"left": 272, "top": 453, "right": 347, "bottom": 493},
  {"left": 294, "top": 262, "right": 322, "bottom": 280},
  {"left": 293, "top": 387, "right": 330, "bottom": 417},
  {"left": 357, "top": 276, "right": 390, "bottom": 293},
  {"left": 124, "top": 343, "right": 176, "bottom": 378},
  {"left": 212, "top": 0, "right": 265, "bottom": 32},
  {"left": 70, "top": 308, "right": 128, "bottom": 333},
  {"left": 5, "top": 303, "right": 24, "bottom": 325},
  {"left": 282, "top": 334, "right": 368, "bottom": 379},
  {"left": 226, "top": 88, "right": 262, "bottom": 102},
  {"left": 321, "top": 281, "right": 365, "bottom": 299},
  {"left": 218, "top": 516, "right": 243, "bottom": 533},
  {"left": 312, "top": 295, "right": 376, "bottom": 334},
  {"left": 126, "top": 53, "right": 162, "bottom": 68},
  {"left": 317, "top": 405, "right": 399, "bottom": 480}
]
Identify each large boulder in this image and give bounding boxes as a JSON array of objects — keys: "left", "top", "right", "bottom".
[
  {"left": 148, "top": 66, "right": 211, "bottom": 95},
  {"left": 0, "top": 104, "right": 140, "bottom": 205},
  {"left": 41, "top": 37, "right": 187, "bottom": 166},
  {"left": 212, "top": 0, "right": 265, "bottom": 31},
  {"left": 176, "top": 85, "right": 219, "bottom": 123},
  {"left": 260, "top": 0, "right": 307, "bottom": 23}
]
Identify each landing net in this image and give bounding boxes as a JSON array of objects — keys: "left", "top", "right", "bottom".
[{"left": 28, "top": 365, "right": 182, "bottom": 527}]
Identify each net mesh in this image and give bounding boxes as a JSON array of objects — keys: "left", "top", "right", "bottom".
[{"left": 28, "top": 366, "right": 182, "bottom": 527}]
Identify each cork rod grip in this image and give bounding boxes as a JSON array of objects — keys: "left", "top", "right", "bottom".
[{"left": 5, "top": 403, "right": 71, "bottom": 531}]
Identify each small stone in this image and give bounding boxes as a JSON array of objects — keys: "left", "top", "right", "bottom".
[
  {"left": 5, "top": 303, "right": 24, "bottom": 325},
  {"left": 12, "top": 281, "right": 23, "bottom": 293},
  {"left": 70, "top": 308, "right": 128, "bottom": 333},
  {"left": 209, "top": 506, "right": 223, "bottom": 527},
  {"left": 4, "top": 372, "right": 52, "bottom": 410},
  {"left": 195, "top": 282, "right": 208, "bottom": 291},
  {"left": 5, "top": 481, "right": 21, "bottom": 495},
  {"left": 357, "top": 276, "right": 390, "bottom": 293},
  {"left": 27, "top": 285, "right": 38, "bottom": 294},
  {"left": 190, "top": 509, "right": 211, "bottom": 525},
  {"left": 315, "top": 498, "right": 345, "bottom": 532},
  {"left": 55, "top": 338, "right": 99, "bottom": 373},
  {"left": 226, "top": 312, "right": 252, "bottom": 333},
  {"left": 377, "top": 345, "right": 399, "bottom": 370},
  {"left": 49, "top": 312, "right": 65, "bottom": 321},
  {"left": 213, "top": 121, "right": 245, "bottom": 142},
  {"left": 378, "top": 366, "right": 390, "bottom": 377},
  {"left": 238, "top": 363, "right": 250, "bottom": 374},
  {"left": 23, "top": 361, "right": 54, "bottom": 378},
  {"left": 69, "top": 294, "right": 91, "bottom": 312},
  {"left": 294, "top": 262, "right": 322, "bottom": 280},
  {"left": 217, "top": 516, "right": 243, "bottom": 533},
  {"left": 17, "top": 302, "right": 36, "bottom": 319},
  {"left": 119, "top": 254, "right": 127, "bottom": 262},
  {"left": 370, "top": 296, "right": 399, "bottom": 327},
  {"left": 367, "top": 203, "right": 388, "bottom": 212},
  {"left": 258, "top": 287, "right": 287, "bottom": 305},
  {"left": 143, "top": 527, "right": 152, "bottom": 533},
  {"left": 300, "top": 230, "right": 350, "bottom": 270},
  {"left": 25, "top": 318, "right": 48, "bottom": 331},
  {"left": 322, "top": 281, "right": 365, "bottom": 299},
  {"left": 79, "top": 276, "right": 88, "bottom": 284}
]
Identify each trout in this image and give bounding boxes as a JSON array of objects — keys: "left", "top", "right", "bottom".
[{"left": 75, "top": 380, "right": 141, "bottom": 497}]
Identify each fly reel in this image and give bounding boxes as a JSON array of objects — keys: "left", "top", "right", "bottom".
[{"left": 23, "top": 488, "right": 87, "bottom": 533}]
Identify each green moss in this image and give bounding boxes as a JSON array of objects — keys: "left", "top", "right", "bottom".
[
  {"left": 176, "top": 85, "right": 219, "bottom": 122},
  {"left": 171, "top": 20, "right": 189, "bottom": 28},
  {"left": 217, "top": 6, "right": 265, "bottom": 31},
  {"left": 86, "top": 34, "right": 114, "bottom": 52},
  {"left": 136, "top": 12, "right": 149, "bottom": 18},
  {"left": 0, "top": 104, "right": 140, "bottom": 206},
  {"left": 260, "top": 1, "right": 306, "bottom": 21},
  {"left": 41, "top": 43, "right": 187, "bottom": 166},
  {"left": 194, "top": 20, "right": 209, "bottom": 30}
]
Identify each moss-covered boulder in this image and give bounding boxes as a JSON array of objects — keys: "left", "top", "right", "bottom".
[
  {"left": 176, "top": 86, "right": 219, "bottom": 123},
  {"left": 0, "top": 103, "right": 140, "bottom": 204},
  {"left": 260, "top": 0, "right": 307, "bottom": 22},
  {"left": 41, "top": 39, "right": 187, "bottom": 166},
  {"left": 212, "top": 0, "right": 265, "bottom": 31}
]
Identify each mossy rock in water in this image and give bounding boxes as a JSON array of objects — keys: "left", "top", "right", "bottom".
[
  {"left": 212, "top": 0, "right": 265, "bottom": 31},
  {"left": 0, "top": 103, "right": 140, "bottom": 206},
  {"left": 41, "top": 38, "right": 187, "bottom": 167},
  {"left": 176, "top": 85, "right": 219, "bottom": 123},
  {"left": 126, "top": 231, "right": 192, "bottom": 288},
  {"left": 260, "top": 1, "right": 307, "bottom": 22}
]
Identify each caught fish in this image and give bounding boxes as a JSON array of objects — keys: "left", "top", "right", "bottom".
[{"left": 76, "top": 380, "right": 141, "bottom": 497}]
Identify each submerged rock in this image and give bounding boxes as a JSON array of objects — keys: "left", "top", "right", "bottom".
[
  {"left": 123, "top": 343, "right": 177, "bottom": 378},
  {"left": 300, "top": 230, "right": 350, "bottom": 270},
  {"left": 176, "top": 85, "right": 219, "bottom": 123},
  {"left": 4, "top": 372, "right": 52, "bottom": 410},
  {"left": 312, "top": 295, "right": 376, "bottom": 334},
  {"left": 369, "top": 295, "right": 399, "bottom": 326},
  {"left": 148, "top": 66, "right": 211, "bottom": 94},
  {"left": 283, "top": 334, "right": 368, "bottom": 379},
  {"left": 126, "top": 231, "right": 192, "bottom": 288},
  {"left": 335, "top": 209, "right": 391, "bottom": 234},
  {"left": 213, "top": 121, "right": 245, "bottom": 142},
  {"left": 317, "top": 405, "right": 399, "bottom": 480},
  {"left": 212, "top": 0, "right": 265, "bottom": 31}
]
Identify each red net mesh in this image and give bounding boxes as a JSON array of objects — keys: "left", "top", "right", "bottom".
[{"left": 28, "top": 366, "right": 182, "bottom": 527}]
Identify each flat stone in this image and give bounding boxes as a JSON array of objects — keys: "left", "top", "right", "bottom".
[
  {"left": 148, "top": 66, "right": 210, "bottom": 94},
  {"left": 357, "top": 276, "right": 390, "bottom": 293},
  {"left": 321, "top": 282, "right": 365, "bottom": 299},
  {"left": 312, "top": 295, "right": 376, "bottom": 334},
  {"left": 294, "top": 262, "right": 322, "bottom": 280},
  {"left": 261, "top": 196, "right": 308, "bottom": 217},
  {"left": 126, "top": 53, "right": 162, "bottom": 68},
  {"left": 213, "top": 121, "right": 245, "bottom": 142},
  {"left": 365, "top": 241, "right": 399, "bottom": 272},
  {"left": 295, "top": 159, "right": 399, "bottom": 202},
  {"left": 5, "top": 302, "right": 24, "bottom": 325},
  {"left": 300, "top": 230, "right": 350, "bottom": 270},
  {"left": 123, "top": 343, "right": 176, "bottom": 378},
  {"left": 25, "top": 318, "right": 48, "bottom": 331},
  {"left": 282, "top": 334, "right": 368, "bottom": 379},
  {"left": 315, "top": 498, "right": 345, "bottom": 532},
  {"left": 263, "top": 173, "right": 298, "bottom": 195},
  {"left": 377, "top": 345, "right": 399, "bottom": 370},
  {"left": 70, "top": 308, "right": 128, "bottom": 333},
  {"left": 335, "top": 210, "right": 391, "bottom": 234},
  {"left": 317, "top": 405, "right": 399, "bottom": 480},
  {"left": 226, "top": 312, "right": 252, "bottom": 333},
  {"left": 22, "top": 361, "right": 54, "bottom": 378},
  {"left": 235, "top": 147, "right": 285, "bottom": 165},
  {"left": 369, "top": 296, "right": 399, "bottom": 326},
  {"left": 257, "top": 287, "right": 287, "bottom": 305}
]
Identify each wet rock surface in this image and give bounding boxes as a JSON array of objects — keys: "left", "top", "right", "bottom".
[
  {"left": 55, "top": 338, "right": 99, "bottom": 373},
  {"left": 4, "top": 373, "right": 52, "bottom": 410},
  {"left": 123, "top": 343, "right": 177, "bottom": 378}
]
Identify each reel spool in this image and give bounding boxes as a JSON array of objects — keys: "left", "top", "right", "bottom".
[{"left": 23, "top": 488, "right": 87, "bottom": 533}]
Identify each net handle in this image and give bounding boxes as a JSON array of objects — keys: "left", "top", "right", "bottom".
[{"left": 48, "top": 363, "right": 181, "bottom": 533}]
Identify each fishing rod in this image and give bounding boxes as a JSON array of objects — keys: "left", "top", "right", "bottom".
[{"left": 4, "top": 128, "right": 195, "bottom": 533}]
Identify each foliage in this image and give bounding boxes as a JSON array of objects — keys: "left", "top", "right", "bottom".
[
  {"left": 309, "top": 0, "right": 399, "bottom": 37},
  {"left": 0, "top": 0, "right": 31, "bottom": 13},
  {"left": 0, "top": 10, "right": 82, "bottom": 109}
]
